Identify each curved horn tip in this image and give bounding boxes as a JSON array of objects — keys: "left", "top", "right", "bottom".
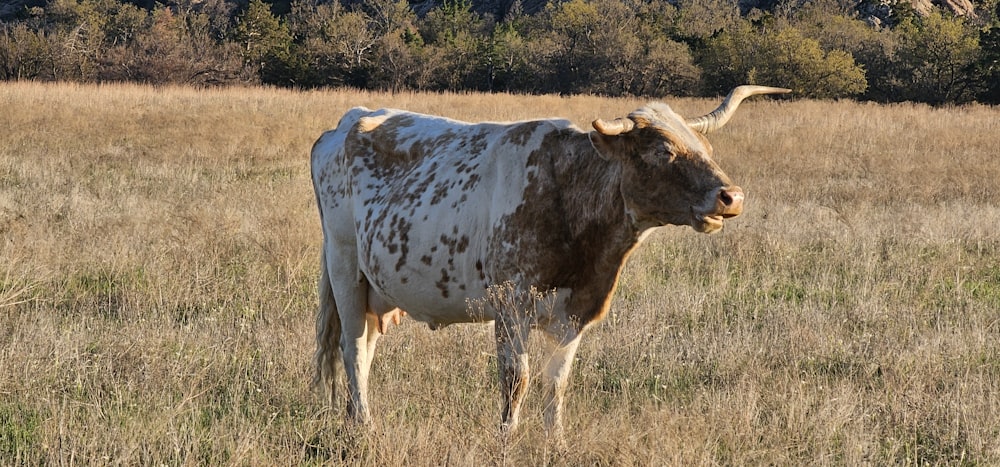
[
  {"left": 592, "top": 118, "right": 634, "bottom": 136},
  {"left": 686, "top": 85, "right": 791, "bottom": 134},
  {"left": 731, "top": 85, "right": 792, "bottom": 98}
]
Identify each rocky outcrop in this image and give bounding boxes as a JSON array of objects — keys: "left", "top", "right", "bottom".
[
  {"left": 934, "top": 0, "right": 976, "bottom": 17},
  {"left": 910, "top": 0, "right": 976, "bottom": 16},
  {"left": 858, "top": 0, "right": 976, "bottom": 28}
]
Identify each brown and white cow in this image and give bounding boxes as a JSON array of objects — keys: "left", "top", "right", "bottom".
[{"left": 311, "top": 85, "right": 789, "bottom": 440}]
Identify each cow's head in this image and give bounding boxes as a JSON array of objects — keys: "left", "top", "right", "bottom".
[{"left": 590, "top": 85, "right": 789, "bottom": 233}]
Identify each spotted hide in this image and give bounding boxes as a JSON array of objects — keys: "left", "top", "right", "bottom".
[{"left": 311, "top": 85, "right": 790, "bottom": 441}]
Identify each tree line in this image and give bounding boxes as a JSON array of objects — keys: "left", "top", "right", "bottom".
[{"left": 2, "top": 0, "right": 999, "bottom": 104}]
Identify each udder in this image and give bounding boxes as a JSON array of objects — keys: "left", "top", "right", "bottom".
[{"left": 366, "top": 287, "right": 407, "bottom": 334}]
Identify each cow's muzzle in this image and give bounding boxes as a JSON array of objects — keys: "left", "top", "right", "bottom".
[
  {"left": 716, "top": 186, "right": 744, "bottom": 218},
  {"left": 693, "top": 186, "right": 744, "bottom": 233}
]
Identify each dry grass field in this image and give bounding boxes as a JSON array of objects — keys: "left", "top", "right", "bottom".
[{"left": 1, "top": 81, "right": 999, "bottom": 465}]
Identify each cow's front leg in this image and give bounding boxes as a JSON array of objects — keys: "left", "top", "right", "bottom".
[
  {"left": 541, "top": 333, "right": 582, "bottom": 445},
  {"left": 495, "top": 312, "right": 531, "bottom": 434}
]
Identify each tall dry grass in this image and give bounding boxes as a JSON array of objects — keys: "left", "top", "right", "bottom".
[{"left": 1, "top": 81, "right": 999, "bottom": 465}]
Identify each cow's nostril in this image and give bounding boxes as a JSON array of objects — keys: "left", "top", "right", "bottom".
[{"left": 719, "top": 190, "right": 733, "bottom": 206}]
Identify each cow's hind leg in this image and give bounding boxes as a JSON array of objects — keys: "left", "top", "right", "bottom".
[
  {"left": 495, "top": 311, "right": 531, "bottom": 434},
  {"left": 341, "top": 293, "right": 379, "bottom": 424},
  {"left": 360, "top": 294, "right": 381, "bottom": 385},
  {"left": 358, "top": 308, "right": 380, "bottom": 419},
  {"left": 325, "top": 250, "right": 379, "bottom": 425}
]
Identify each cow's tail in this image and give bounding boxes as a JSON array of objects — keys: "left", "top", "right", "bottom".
[{"left": 313, "top": 251, "right": 343, "bottom": 404}]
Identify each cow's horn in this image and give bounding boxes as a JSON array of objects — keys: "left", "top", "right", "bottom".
[
  {"left": 592, "top": 117, "right": 635, "bottom": 136},
  {"left": 686, "top": 85, "right": 791, "bottom": 134}
]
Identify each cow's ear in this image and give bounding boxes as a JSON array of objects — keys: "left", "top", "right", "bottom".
[
  {"left": 588, "top": 131, "right": 621, "bottom": 161},
  {"left": 590, "top": 118, "right": 636, "bottom": 161}
]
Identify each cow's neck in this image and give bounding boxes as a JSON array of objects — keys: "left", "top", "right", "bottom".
[
  {"left": 550, "top": 132, "right": 634, "bottom": 240},
  {"left": 546, "top": 130, "right": 647, "bottom": 328}
]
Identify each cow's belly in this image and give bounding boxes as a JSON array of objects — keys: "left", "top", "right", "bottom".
[{"left": 366, "top": 267, "right": 494, "bottom": 326}]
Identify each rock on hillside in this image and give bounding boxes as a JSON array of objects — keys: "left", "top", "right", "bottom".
[
  {"left": 857, "top": 0, "right": 976, "bottom": 28},
  {"left": 912, "top": 0, "right": 976, "bottom": 17}
]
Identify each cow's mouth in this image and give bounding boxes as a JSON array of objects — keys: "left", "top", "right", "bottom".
[
  {"left": 693, "top": 210, "right": 741, "bottom": 233},
  {"left": 693, "top": 213, "right": 725, "bottom": 233}
]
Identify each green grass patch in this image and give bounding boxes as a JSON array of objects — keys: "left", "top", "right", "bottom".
[{"left": 0, "top": 403, "right": 42, "bottom": 462}]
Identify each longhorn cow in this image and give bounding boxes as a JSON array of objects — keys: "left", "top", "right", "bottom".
[{"left": 311, "top": 85, "right": 790, "bottom": 440}]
